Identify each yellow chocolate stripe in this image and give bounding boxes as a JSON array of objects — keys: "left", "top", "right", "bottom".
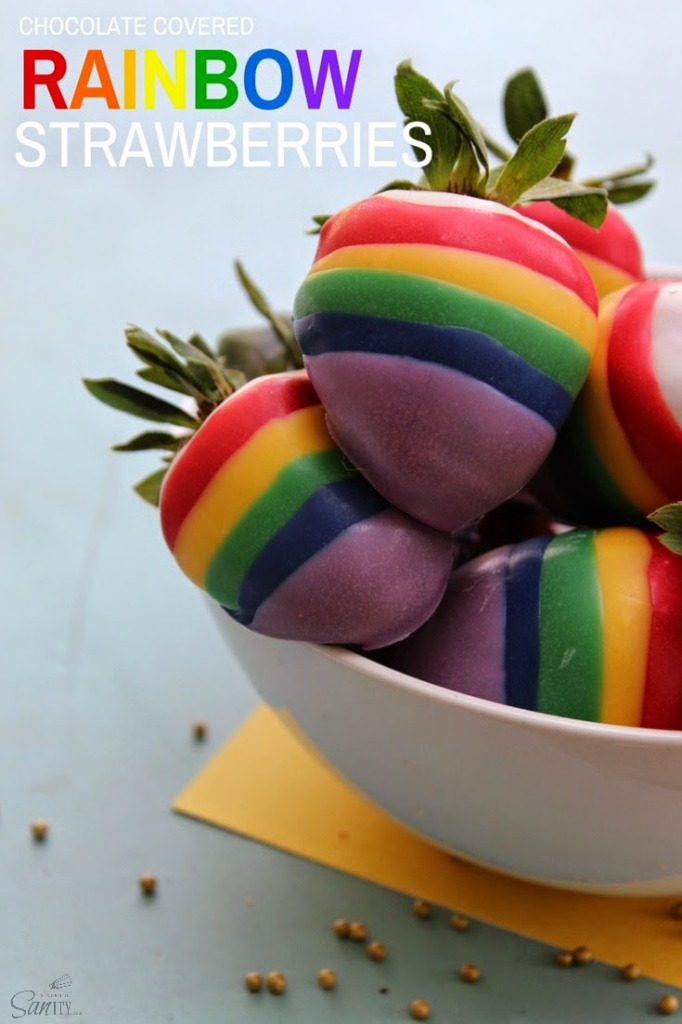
[
  {"left": 580, "top": 294, "right": 668, "bottom": 513},
  {"left": 310, "top": 245, "right": 596, "bottom": 354},
  {"left": 594, "top": 528, "right": 652, "bottom": 726},
  {"left": 174, "top": 405, "right": 333, "bottom": 586},
  {"left": 577, "top": 251, "right": 639, "bottom": 299}
]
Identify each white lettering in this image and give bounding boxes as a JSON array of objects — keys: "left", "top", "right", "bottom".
[
  {"left": 367, "top": 121, "right": 397, "bottom": 168},
  {"left": 315, "top": 122, "right": 348, "bottom": 167},
  {"left": 206, "top": 122, "right": 237, "bottom": 166},
  {"left": 403, "top": 121, "right": 433, "bottom": 167},
  {"left": 153, "top": 121, "right": 203, "bottom": 167},
  {"left": 242, "top": 122, "right": 271, "bottom": 167},
  {"left": 119, "top": 122, "right": 154, "bottom": 166},
  {"left": 277, "top": 122, "right": 310, "bottom": 167},
  {"left": 15, "top": 121, "right": 46, "bottom": 167},
  {"left": 84, "top": 121, "right": 117, "bottom": 167}
]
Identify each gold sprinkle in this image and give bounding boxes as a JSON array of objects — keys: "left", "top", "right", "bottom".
[
  {"left": 31, "top": 820, "right": 48, "bottom": 842},
  {"left": 621, "top": 963, "right": 641, "bottom": 981},
  {"left": 266, "top": 971, "right": 287, "bottom": 996},
  {"left": 556, "top": 950, "right": 575, "bottom": 967},
  {"left": 367, "top": 941, "right": 387, "bottom": 962},
  {"left": 413, "top": 899, "right": 432, "bottom": 920},
  {"left": 192, "top": 721, "right": 207, "bottom": 741},
  {"left": 348, "top": 921, "right": 368, "bottom": 943},
  {"left": 317, "top": 968, "right": 336, "bottom": 991},
  {"left": 450, "top": 913, "right": 470, "bottom": 931},
  {"left": 658, "top": 994, "right": 680, "bottom": 1015},
  {"left": 333, "top": 918, "right": 351, "bottom": 939},
  {"left": 138, "top": 874, "right": 157, "bottom": 896},
  {"left": 244, "top": 972, "right": 262, "bottom": 993},
  {"left": 671, "top": 901, "right": 682, "bottom": 920},
  {"left": 459, "top": 962, "right": 480, "bottom": 983},
  {"left": 572, "top": 945, "right": 594, "bottom": 965},
  {"left": 409, "top": 998, "right": 431, "bottom": 1020}
]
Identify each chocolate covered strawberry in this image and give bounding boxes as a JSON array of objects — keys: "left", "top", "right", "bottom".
[
  {"left": 497, "top": 68, "right": 653, "bottom": 297},
  {"left": 84, "top": 322, "right": 454, "bottom": 650},
  {"left": 529, "top": 278, "right": 682, "bottom": 528},
  {"left": 382, "top": 515, "right": 682, "bottom": 730},
  {"left": 293, "top": 62, "right": 603, "bottom": 534}
]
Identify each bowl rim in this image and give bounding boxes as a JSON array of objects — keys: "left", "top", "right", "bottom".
[{"left": 305, "top": 641, "right": 682, "bottom": 747}]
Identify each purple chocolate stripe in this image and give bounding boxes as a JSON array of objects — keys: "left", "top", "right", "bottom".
[{"left": 305, "top": 350, "right": 556, "bottom": 533}]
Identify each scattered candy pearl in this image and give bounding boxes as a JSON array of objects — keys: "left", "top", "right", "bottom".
[
  {"left": 556, "top": 950, "right": 575, "bottom": 967},
  {"left": 658, "top": 994, "right": 680, "bottom": 1015},
  {"left": 317, "top": 968, "right": 337, "bottom": 991},
  {"left": 138, "top": 874, "right": 157, "bottom": 896},
  {"left": 192, "top": 721, "right": 207, "bottom": 741},
  {"left": 573, "top": 945, "right": 594, "bottom": 965},
  {"left": 621, "top": 963, "right": 641, "bottom": 981},
  {"left": 333, "top": 918, "right": 351, "bottom": 939},
  {"left": 367, "top": 941, "right": 387, "bottom": 962},
  {"left": 244, "top": 972, "right": 262, "bottom": 993},
  {"left": 31, "top": 820, "right": 48, "bottom": 842},
  {"left": 266, "top": 971, "right": 287, "bottom": 995},
  {"left": 450, "top": 913, "right": 470, "bottom": 931},
  {"left": 459, "top": 962, "right": 481, "bottom": 983},
  {"left": 413, "top": 899, "right": 432, "bottom": 920},
  {"left": 348, "top": 921, "right": 368, "bottom": 943},
  {"left": 409, "top": 997, "right": 431, "bottom": 1020}
]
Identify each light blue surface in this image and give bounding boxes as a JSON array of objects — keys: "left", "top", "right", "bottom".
[{"left": 3, "top": 1, "right": 682, "bottom": 1019}]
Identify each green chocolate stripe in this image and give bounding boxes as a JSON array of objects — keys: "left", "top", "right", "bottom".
[
  {"left": 295, "top": 268, "right": 589, "bottom": 396},
  {"left": 204, "top": 448, "right": 357, "bottom": 609},
  {"left": 537, "top": 531, "right": 604, "bottom": 722}
]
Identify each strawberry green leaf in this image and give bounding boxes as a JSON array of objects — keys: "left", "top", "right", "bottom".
[
  {"left": 307, "top": 213, "right": 331, "bottom": 235},
  {"left": 518, "top": 176, "right": 608, "bottom": 227},
  {"left": 126, "top": 326, "right": 202, "bottom": 392},
  {"left": 112, "top": 430, "right": 185, "bottom": 453},
  {"left": 82, "top": 377, "right": 200, "bottom": 429},
  {"left": 649, "top": 502, "right": 682, "bottom": 555},
  {"left": 482, "top": 133, "right": 511, "bottom": 163},
  {"left": 234, "top": 260, "right": 303, "bottom": 369},
  {"left": 394, "top": 59, "right": 461, "bottom": 191},
  {"left": 424, "top": 80, "right": 489, "bottom": 179},
  {"left": 603, "top": 181, "right": 656, "bottom": 205},
  {"left": 134, "top": 468, "right": 167, "bottom": 507},
  {"left": 503, "top": 67, "right": 548, "bottom": 143},
  {"left": 186, "top": 332, "right": 214, "bottom": 358},
  {"left": 136, "top": 364, "right": 191, "bottom": 395},
  {"left": 582, "top": 154, "right": 654, "bottom": 187},
  {"left": 156, "top": 329, "right": 235, "bottom": 398},
  {"left": 488, "top": 113, "right": 575, "bottom": 207}
]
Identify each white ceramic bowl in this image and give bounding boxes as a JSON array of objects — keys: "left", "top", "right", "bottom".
[{"left": 210, "top": 604, "right": 682, "bottom": 896}]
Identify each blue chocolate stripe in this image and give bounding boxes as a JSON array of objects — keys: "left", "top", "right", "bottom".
[
  {"left": 503, "top": 534, "right": 552, "bottom": 710},
  {"left": 229, "top": 476, "right": 388, "bottom": 625},
  {"left": 296, "top": 311, "right": 572, "bottom": 429}
]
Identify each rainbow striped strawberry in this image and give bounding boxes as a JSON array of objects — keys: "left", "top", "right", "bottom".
[
  {"left": 530, "top": 278, "right": 682, "bottom": 528},
  {"left": 84, "top": 318, "right": 454, "bottom": 650},
  {"left": 383, "top": 522, "right": 682, "bottom": 729},
  {"left": 293, "top": 63, "right": 604, "bottom": 534}
]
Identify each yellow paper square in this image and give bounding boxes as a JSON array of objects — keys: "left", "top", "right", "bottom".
[{"left": 174, "top": 705, "right": 682, "bottom": 986}]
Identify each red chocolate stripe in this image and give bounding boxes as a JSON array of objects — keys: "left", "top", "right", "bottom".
[
  {"left": 641, "top": 536, "right": 682, "bottom": 729},
  {"left": 159, "top": 372, "right": 319, "bottom": 550},
  {"left": 607, "top": 282, "right": 682, "bottom": 498},
  {"left": 315, "top": 194, "right": 598, "bottom": 312}
]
